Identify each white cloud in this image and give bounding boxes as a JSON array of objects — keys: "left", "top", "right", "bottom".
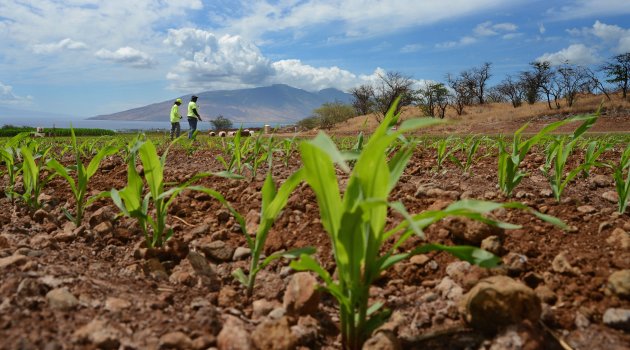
[
  {"left": 400, "top": 44, "right": 424, "bottom": 53},
  {"left": 550, "top": 0, "right": 630, "bottom": 20},
  {"left": 436, "top": 36, "right": 477, "bottom": 49},
  {"left": 538, "top": 23, "right": 546, "bottom": 34},
  {"left": 95, "top": 47, "right": 156, "bottom": 68},
  {"left": 568, "top": 21, "right": 630, "bottom": 54},
  {"left": 474, "top": 21, "right": 517, "bottom": 36},
  {"left": 164, "top": 28, "right": 273, "bottom": 90},
  {"left": 0, "top": 82, "right": 33, "bottom": 105},
  {"left": 270, "top": 60, "right": 360, "bottom": 91},
  {"left": 163, "top": 28, "right": 415, "bottom": 92},
  {"left": 536, "top": 44, "right": 600, "bottom": 65},
  {"left": 216, "top": 0, "right": 521, "bottom": 41},
  {"left": 0, "top": 0, "right": 203, "bottom": 73},
  {"left": 32, "top": 38, "right": 88, "bottom": 54},
  {"left": 438, "top": 20, "right": 516, "bottom": 48}
]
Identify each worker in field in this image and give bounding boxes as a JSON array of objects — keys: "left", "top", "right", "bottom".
[
  {"left": 187, "top": 95, "right": 203, "bottom": 139},
  {"left": 170, "top": 98, "right": 183, "bottom": 140}
]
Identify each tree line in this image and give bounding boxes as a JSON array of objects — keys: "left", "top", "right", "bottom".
[{"left": 342, "top": 52, "right": 630, "bottom": 123}]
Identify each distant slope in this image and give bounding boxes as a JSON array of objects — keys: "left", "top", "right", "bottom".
[{"left": 89, "top": 84, "right": 352, "bottom": 123}]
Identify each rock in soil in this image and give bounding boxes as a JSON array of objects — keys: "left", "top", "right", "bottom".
[
  {"left": 602, "top": 308, "right": 630, "bottom": 331},
  {"left": 251, "top": 316, "right": 296, "bottom": 350},
  {"left": 283, "top": 272, "right": 320, "bottom": 316},
  {"left": 0, "top": 254, "right": 27, "bottom": 269},
  {"left": 608, "top": 270, "right": 630, "bottom": 299},
  {"left": 72, "top": 319, "right": 122, "bottom": 350},
  {"left": 461, "top": 276, "right": 541, "bottom": 332},
  {"left": 606, "top": 228, "right": 630, "bottom": 249},
  {"left": 200, "top": 240, "right": 235, "bottom": 262},
  {"left": 217, "top": 315, "right": 252, "bottom": 350},
  {"left": 362, "top": 330, "right": 401, "bottom": 350},
  {"left": 46, "top": 287, "right": 79, "bottom": 310},
  {"left": 551, "top": 251, "right": 580, "bottom": 276},
  {"left": 291, "top": 315, "right": 320, "bottom": 346},
  {"left": 159, "top": 331, "right": 193, "bottom": 350},
  {"left": 443, "top": 216, "right": 504, "bottom": 244}
]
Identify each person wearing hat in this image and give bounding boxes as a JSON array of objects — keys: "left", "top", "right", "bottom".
[
  {"left": 187, "top": 95, "right": 202, "bottom": 139},
  {"left": 170, "top": 98, "right": 183, "bottom": 140}
]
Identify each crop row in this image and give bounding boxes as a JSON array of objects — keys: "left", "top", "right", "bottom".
[{"left": 1, "top": 102, "right": 629, "bottom": 349}]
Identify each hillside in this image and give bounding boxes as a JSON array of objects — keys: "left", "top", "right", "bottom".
[
  {"left": 89, "top": 84, "right": 352, "bottom": 123},
  {"left": 322, "top": 93, "right": 630, "bottom": 136}
]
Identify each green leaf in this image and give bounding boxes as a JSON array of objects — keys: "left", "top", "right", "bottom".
[
  {"left": 213, "top": 170, "right": 245, "bottom": 179},
  {"left": 259, "top": 246, "right": 316, "bottom": 270},
  {"left": 308, "top": 132, "right": 350, "bottom": 173},
  {"left": 232, "top": 268, "right": 249, "bottom": 286},
  {"left": 138, "top": 140, "right": 163, "bottom": 199},
  {"left": 290, "top": 254, "right": 333, "bottom": 286},
  {"left": 299, "top": 141, "right": 342, "bottom": 237}
]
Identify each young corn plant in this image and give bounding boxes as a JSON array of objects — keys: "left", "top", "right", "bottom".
[
  {"left": 19, "top": 142, "right": 52, "bottom": 209},
  {"left": 280, "top": 136, "right": 296, "bottom": 167},
  {"left": 609, "top": 143, "right": 630, "bottom": 213},
  {"left": 217, "top": 128, "right": 251, "bottom": 175},
  {"left": 244, "top": 132, "right": 272, "bottom": 180},
  {"left": 108, "top": 137, "right": 198, "bottom": 247},
  {"left": 581, "top": 140, "right": 610, "bottom": 178},
  {"left": 46, "top": 128, "right": 118, "bottom": 226},
  {"left": 290, "top": 98, "right": 566, "bottom": 350},
  {"left": 0, "top": 133, "right": 30, "bottom": 202},
  {"left": 541, "top": 115, "right": 597, "bottom": 201},
  {"left": 498, "top": 114, "right": 593, "bottom": 197},
  {"left": 450, "top": 136, "right": 482, "bottom": 175},
  {"left": 434, "top": 137, "right": 457, "bottom": 172},
  {"left": 202, "top": 169, "right": 315, "bottom": 297}
]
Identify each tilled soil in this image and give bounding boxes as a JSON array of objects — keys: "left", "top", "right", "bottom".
[{"left": 1, "top": 134, "right": 629, "bottom": 350}]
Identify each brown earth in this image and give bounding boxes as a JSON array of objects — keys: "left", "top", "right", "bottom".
[
  {"left": 1, "top": 106, "right": 630, "bottom": 349},
  {"left": 322, "top": 93, "right": 630, "bottom": 136}
]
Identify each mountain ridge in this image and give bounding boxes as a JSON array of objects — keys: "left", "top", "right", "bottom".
[{"left": 89, "top": 84, "right": 352, "bottom": 123}]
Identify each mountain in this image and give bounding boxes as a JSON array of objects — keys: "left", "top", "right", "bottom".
[{"left": 89, "top": 84, "right": 352, "bottom": 123}]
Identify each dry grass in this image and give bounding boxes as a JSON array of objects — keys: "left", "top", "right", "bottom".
[{"left": 325, "top": 93, "right": 630, "bottom": 136}]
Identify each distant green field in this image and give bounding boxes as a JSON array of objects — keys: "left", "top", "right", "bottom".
[{"left": 0, "top": 125, "right": 115, "bottom": 137}]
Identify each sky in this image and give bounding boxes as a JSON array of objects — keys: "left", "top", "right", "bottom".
[{"left": 1, "top": 0, "right": 630, "bottom": 118}]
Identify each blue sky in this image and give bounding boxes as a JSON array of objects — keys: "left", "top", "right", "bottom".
[{"left": 0, "top": 0, "right": 629, "bottom": 118}]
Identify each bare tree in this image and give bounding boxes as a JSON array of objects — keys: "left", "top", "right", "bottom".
[
  {"left": 531, "top": 61, "right": 557, "bottom": 109},
  {"left": 417, "top": 82, "right": 449, "bottom": 118},
  {"left": 519, "top": 70, "right": 541, "bottom": 104},
  {"left": 496, "top": 75, "right": 525, "bottom": 107},
  {"left": 601, "top": 52, "right": 630, "bottom": 99},
  {"left": 556, "top": 62, "right": 589, "bottom": 107},
  {"left": 373, "top": 71, "right": 415, "bottom": 122},
  {"left": 349, "top": 84, "right": 374, "bottom": 116},
  {"left": 446, "top": 73, "right": 473, "bottom": 115},
  {"left": 459, "top": 62, "right": 492, "bottom": 105},
  {"left": 584, "top": 67, "right": 611, "bottom": 101},
  {"left": 485, "top": 86, "right": 507, "bottom": 103},
  {"left": 474, "top": 62, "right": 492, "bottom": 104}
]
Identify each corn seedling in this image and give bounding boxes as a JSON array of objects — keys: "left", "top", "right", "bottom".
[
  {"left": 227, "top": 169, "right": 315, "bottom": 296},
  {"left": 280, "top": 136, "right": 296, "bottom": 167},
  {"left": 498, "top": 115, "right": 592, "bottom": 197},
  {"left": 0, "top": 133, "right": 30, "bottom": 202},
  {"left": 290, "top": 98, "right": 566, "bottom": 349},
  {"left": 581, "top": 140, "right": 610, "bottom": 178},
  {"left": 244, "top": 132, "right": 272, "bottom": 179},
  {"left": 108, "top": 137, "right": 202, "bottom": 247},
  {"left": 541, "top": 115, "right": 597, "bottom": 201},
  {"left": 434, "top": 137, "right": 458, "bottom": 171},
  {"left": 609, "top": 143, "right": 630, "bottom": 213},
  {"left": 46, "top": 128, "right": 118, "bottom": 226},
  {"left": 19, "top": 142, "right": 52, "bottom": 209},
  {"left": 217, "top": 128, "right": 251, "bottom": 175},
  {"left": 450, "top": 136, "right": 482, "bottom": 174}
]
